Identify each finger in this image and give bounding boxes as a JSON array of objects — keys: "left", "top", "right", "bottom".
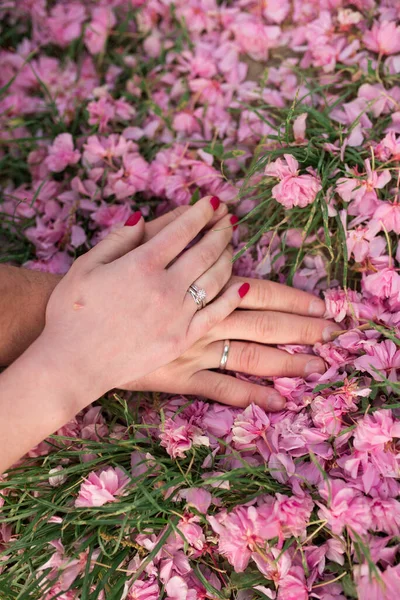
[
  {"left": 143, "top": 207, "right": 189, "bottom": 242},
  {"left": 226, "top": 277, "right": 326, "bottom": 317},
  {"left": 172, "top": 213, "right": 233, "bottom": 284},
  {"left": 189, "top": 370, "right": 286, "bottom": 411},
  {"left": 188, "top": 282, "right": 250, "bottom": 342},
  {"left": 204, "top": 341, "right": 326, "bottom": 378},
  {"left": 184, "top": 247, "right": 233, "bottom": 313},
  {"left": 211, "top": 310, "right": 338, "bottom": 345},
  {"left": 143, "top": 204, "right": 229, "bottom": 242},
  {"left": 145, "top": 196, "right": 225, "bottom": 268},
  {"left": 82, "top": 212, "right": 145, "bottom": 268}
]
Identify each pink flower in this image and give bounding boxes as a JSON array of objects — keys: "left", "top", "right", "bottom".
[
  {"left": 346, "top": 221, "right": 382, "bottom": 263},
  {"left": 353, "top": 409, "right": 400, "bottom": 452},
  {"left": 293, "top": 113, "right": 308, "bottom": 143},
  {"left": 355, "top": 564, "right": 400, "bottom": 600},
  {"left": 172, "top": 111, "right": 201, "bottom": 135},
  {"left": 106, "top": 153, "right": 150, "bottom": 200},
  {"left": 265, "top": 154, "right": 322, "bottom": 209},
  {"left": 180, "top": 488, "right": 212, "bottom": 514},
  {"left": 47, "top": 3, "right": 86, "bottom": 47},
  {"left": 91, "top": 203, "right": 131, "bottom": 233},
  {"left": 201, "top": 404, "right": 235, "bottom": 438},
  {"left": 159, "top": 417, "right": 209, "bottom": 459},
  {"left": 278, "top": 566, "right": 309, "bottom": 600},
  {"left": 43, "top": 584, "right": 79, "bottom": 600},
  {"left": 373, "top": 202, "right": 400, "bottom": 235},
  {"left": 371, "top": 498, "right": 400, "bottom": 536},
  {"left": 85, "top": 7, "right": 116, "bottom": 55},
  {"left": 324, "top": 288, "right": 361, "bottom": 323},
  {"left": 208, "top": 504, "right": 280, "bottom": 572},
  {"left": 232, "top": 16, "right": 281, "bottom": 61},
  {"left": 123, "top": 577, "right": 160, "bottom": 600},
  {"left": 232, "top": 404, "right": 270, "bottom": 447},
  {"left": 263, "top": 0, "right": 290, "bottom": 24},
  {"left": 75, "top": 467, "right": 130, "bottom": 507},
  {"left": 177, "top": 516, "right": 205, "bottom": 551},
  {"left": 374, "top": 132, "right": 400, "bottom": 162},
  {"left": 165, "top": 576, "right": 192, "bottom": 600},
  {"left": 363, "top": 268, "right": 400, "bottom": 309},
  {"left": 354, "top": 340, "right": 400, "bottom": 382},
  {"left": 274, "top": 493, "right": 314, "bottom": 538},
  {"left": 363, "top": 21, "right": 400, "bottom": 55},
  {"left": 45, "top": 134, "right": 81, "bottom": 172},
  {"left": 38, "top": 540, "right": 100, "bottom": 591},
  {"left": 252, "top": 547, "right": 291, "bottom": 586},
  {"left": 83, "top": 134, "right": 133, "bottom": 165},
  {"left": 317, "top": 478, "right": 372, "bottom": 535},
  {"left": 24, "top": 217, "right": 66, "bottom": 259},
  {"left": 311, "top": 395, "right": 343, "bottom": 436},
  {"left": 87, "top": 96, "right": 116, "bottom": 132},
  {"left": 336, "top": 160, "right": 391, "bottom": 216}
]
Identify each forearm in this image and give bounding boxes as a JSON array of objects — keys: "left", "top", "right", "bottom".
[
  {"left": 0, "top": 333, "right": 92, "bottom": 473},
  {"left": 0, "top": 266, "right": 61, "bottom": 366}
]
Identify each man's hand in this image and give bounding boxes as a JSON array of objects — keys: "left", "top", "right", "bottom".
[{"left": 121, "top": 276, "right": 332, "bottom": 411}]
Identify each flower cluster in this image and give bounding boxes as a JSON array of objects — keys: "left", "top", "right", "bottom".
[{"left": 1, "top": 1, "right": 400, "bottom": 599}]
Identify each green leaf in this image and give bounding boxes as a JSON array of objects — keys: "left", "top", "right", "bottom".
[
  {"left": 341, "top": 574, "right": 358, "bottom": 598},
  {"left": 189, "top": 188, "right": 200, "bottom": 205}
]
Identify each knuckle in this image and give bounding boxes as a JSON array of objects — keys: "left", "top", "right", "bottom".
[
  {"left": 202, "top": 309, "right": 218, "bottom": 331},
  {"left": 213, "top": 375, "right": 231, "bottom": 399},
  {"left": 172, "top": 206, "right": 189, "bottom": 219},
  {"left": 221, "top": 249, "right": 233, "bottom": 271},
  {"left": 71, "top": 254, "right": 86, "bottom": 272},
  {"left": 282, "top": 354, "right": 296, "bottom": 376},
  {"left": 106, "top": 229, "right": 125, "bottom": 244},
  {"left": 198, "top": 244, "right": 219, "bottom": 269},
  {"left": 286, "top": 293, "right": 300, "bottom": 313},
  {"left": 238, "top": 342, "right": 260, "bottom": 372},
  {"left": 254, "top": 313, "right": 273, "bottom": 340},
  {"left": 176, "top": 221, "right": 196, "bottom": 246},
  {"left": 254, "top": 280, "right": 271, "bottom": 308},
  {"left": 137, "top": 247, "right": 158, "bottom": 271},
  {"left": 242, "top": 387, "right": 258, "bottom": 408},
  {"left": 302, "top": 320, "right": 319, "bottom": 343}
]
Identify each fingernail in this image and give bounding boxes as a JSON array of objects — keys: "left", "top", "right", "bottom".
[
  {"left": 323, "top": 324, "right": 340, "bottom": 342},
  {"left": 238, "top": 283, "right": 250, "bottom": 298},
  {"left": 210, "top": 196, "right": 220, "bottom": 211},
  {"left": 304, "top": 358, "right": 326, "bottom": 376},
  {"left": 230, "top": 215, "right": 239, "bottom": 231},
  {"left": 267, "top": 391, "right": 286, "bottom": 411},
  {"left": 125, "top": 211, "right": 142, "bottom": 226},
  {"left": 309, "top": 298, "right": 326, "bottom": 317}
]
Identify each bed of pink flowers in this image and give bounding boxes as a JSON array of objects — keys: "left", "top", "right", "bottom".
[{"left": 1, "top": 1, "right": 400, "bottom": 599}]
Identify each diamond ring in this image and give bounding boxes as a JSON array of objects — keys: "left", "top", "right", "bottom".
[{"left": 187, "top": 284, "right": 207, "bottom": 310}]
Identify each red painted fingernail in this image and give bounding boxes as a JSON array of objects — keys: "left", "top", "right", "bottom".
[
  {"left": 238, "top": 283, "right": 250, "bottom": 298},
  {"left": 210, "top": 196, "right": 220, "bottom": 210},
  {"left": 125, "top": 211, "right": 142, "bottom": 226},
  {"left": 230, "top": 215, "right": 239, "bottom": 230}
]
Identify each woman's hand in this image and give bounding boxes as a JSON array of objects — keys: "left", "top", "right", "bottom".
[
  {"left": 121, "top": 277, "right": 335, "bottom": 411},
  {"left": 0, "top": 197, "right": 248, "bottom": 471},
  {"left": 40, "top": 196, "right": 246, "bottom": 403}
]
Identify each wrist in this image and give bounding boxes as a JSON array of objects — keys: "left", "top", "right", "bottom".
[
  {"left": 0, "top": 331, "right": 95, "bottom": 472},
  {"left": 0, "top": 268, "right": 62, "bottom": 366},
  {"left": 26, "top": 331, "right": 98, "bottom": 415}
]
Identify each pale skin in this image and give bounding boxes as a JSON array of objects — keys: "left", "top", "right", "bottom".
[{"left": 0, "top": 199, "right": 336, "bottom": 472}]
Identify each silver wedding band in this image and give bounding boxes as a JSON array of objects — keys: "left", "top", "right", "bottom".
[
  {"left": 219, "top": 340, "right": 230, "bottom": 370},
  {"left": 187, "top": 283, "right": 207, "bottom": 310}
]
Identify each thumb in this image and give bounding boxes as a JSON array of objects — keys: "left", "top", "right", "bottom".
[{"left": 84, "top": 211, "right": 145, "bottom": 267}]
